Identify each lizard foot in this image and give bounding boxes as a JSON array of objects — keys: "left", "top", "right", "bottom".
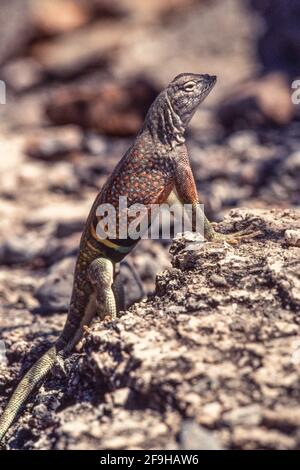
[
  {"left": 212, "top": 228, "right": 262, "bottom": 245},
  {"left": 83, "top": 325, "right": 92, "bottom": 336},
  {"left": 103, "top": 313, "right": 117, "bottom": 322},
  {"left": 56, "top": 354, "right": 67, "bottom": 376}
]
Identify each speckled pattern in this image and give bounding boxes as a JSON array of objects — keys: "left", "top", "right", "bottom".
[{"left": 85, "top": 73, "right": 218, "bottom": 259}]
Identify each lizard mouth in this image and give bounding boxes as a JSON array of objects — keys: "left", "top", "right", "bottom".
[
  {"left": 200, "top": 82, "right": 215, "bottom": 99},
  {"left": 200, "top": 75, "right": 217, "bottom": 98},
  {"left": 206, "top": 75, "right": 217, "bottom": 90}
]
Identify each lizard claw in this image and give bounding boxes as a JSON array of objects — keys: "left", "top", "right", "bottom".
[
  {"left": 213, "top": 229, "right": 262, "bottom": 245},
  {"left": 83, "top": 325, "right": 92, "bottom": 336},
  {"left": 56, "top": 354, "right": 67, "bottom": 376},
  {"left": 103, "top": 313, "right": 117, "bottom": 322}
]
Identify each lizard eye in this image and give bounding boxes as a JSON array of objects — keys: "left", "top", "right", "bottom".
[{"left": 183, "top": 81, "right": 196, "bottom": 92}]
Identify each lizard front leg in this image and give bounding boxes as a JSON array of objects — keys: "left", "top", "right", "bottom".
[
  {"left": 88, "top": 257, "right": 117, "bottom": 321},
  {"left": 172, "top": 150, "right": 260, "bottom": 244}
]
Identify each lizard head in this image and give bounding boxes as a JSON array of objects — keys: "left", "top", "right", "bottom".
[
  {"left": 167, "top": 73, "right": 217, "bottom": 126},
  {"left": 145, "top": 73, "right": 216, "bottom": 147}
]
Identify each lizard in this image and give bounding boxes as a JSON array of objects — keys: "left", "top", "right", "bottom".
[{"left": 0, "top": 73, "right": 259, "bottom": 445}]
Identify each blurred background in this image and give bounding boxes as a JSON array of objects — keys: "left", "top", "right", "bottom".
[{"left": 0, "top": 0, "right": 299, "bottom": 314}]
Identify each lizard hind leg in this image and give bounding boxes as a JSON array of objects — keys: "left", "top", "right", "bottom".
[
  {"left": 112, "top": 267, "right": 125, "bottom": 314},
  {"left": 88, "top": 257, "right": 117, "bottom": 321}
]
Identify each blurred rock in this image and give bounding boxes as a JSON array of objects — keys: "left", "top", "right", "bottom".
[
  {"left": 282, "top": 151, "right": 300, "bottom": 176},
  {"left": 2, "top": 58, "right": 45, "bottom": 93},
  {"left": 30, "top": 0, "right": 89, "bottom": 36},
  {"left": 54, "top": 217, "right": 86, "bottom": 238},
  {"left": 251, "top": 0, "right": 300, "bottom": 78},
  {"left": 30, "top": 0, "right": 126, "bottom": 38},
  {"left": 111, "top": 0, "right": 200, "bottom": 23},
  {"left": 76, "top": 137, "right": 128, "bottom": 186},
  {"left": 46, "top": 162, "right": 80, "bottom": 194},
  {"left": 119, "top": 261, "right": 145, "bottom": 309},
  {"left": 0, "top": 234, "right": 45, "bottom": 265},
  {"left": 24, "top": 126, "right": 83, "bottom": 160},
  {"left": 129, "top": 240, "right": 171, "bottom": 294},
  {"left": 222, "top": 405, "right": 261, "bottom": 427},
  {"left": 218, "top": 73, "right": 295, "bottom": 129},
  {"left": 0, "top": 135, "right": 25, "bottom": 198},
  {"left": 39, "top": 233, "right": 80, "bottom": 266},
  {"left": 86, "top": 0, "right": 127, "bottom": 17},
  {"left": 285, "top": 229, "right": 300, "bottom": 248},
  {"left": 262, "top": 406, "right": 300, "bottom": 430},
  {"left": 30, "top": 21, "right": 128, "bottom": 78},
  {"left": 25, "top": 201, "right": 89, "bottom": 232},
  {"left": 34, "top": 256, "right": 144, "bottom": 314},
  {"left": 83, "top": 132, "right": 108, "bottom": 156},
  {"left": 45, "top": 78, "right": 158, "bottom": 136},
  {"left": 35, "top": 257, "right": 75, "bottom": 313},
  {"left": 179, "top": 420, "right": 222, "bottom": 450},
  {"left": 0, "top": 231, "right": 78, "bottom": 268},
  {"left": 227, "top": 130, "right": 258, "bottom": 153},
  {"left": 0, "top": 0, "right": 33, "bottom": 66},
  {"left": 232, "top": 427, "right": 295, "bottom": 450}
]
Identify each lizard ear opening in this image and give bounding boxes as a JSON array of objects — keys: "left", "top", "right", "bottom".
[{"left": 183, "top": 81, "right": 196, "bottom": 92}]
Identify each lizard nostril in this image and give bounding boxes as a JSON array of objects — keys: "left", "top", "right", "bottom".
[{"left": 206, "top": 74, "right": 216, "bottom": 84}]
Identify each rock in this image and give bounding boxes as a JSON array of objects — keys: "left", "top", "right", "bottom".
[
  {"left": 83, "top": 132, "right": 108, "bottom": 156},
  {"left": 262, "top": 407, "right": 300, "bottom": 430},
  {"left": 227, "top": 130, "right": 258, "bottom": 154},
  {"left": 251, "top": 0, "right": 300, "bottom": 78},
  {"left": 217, "top": 73, "right": 295, "bottom": 129},
  {"left": 35, "top": 257, "right": 75, "bottom": 313},
  {"left": 285, "top": 229, "right": 300, "bottom": 248},
  {"left": 119, "top": 261, "right": 145, "bottom": 309},
  {"left": 46, "top": 162, "right": 80, "bottom": 194},
  {"left": 283, "top": 151, "right": 300, "bottom": 174},
  {"left": 3, "top": 208, "right": 300, "bottom": 450},
  {"left": 30, "top": 0, "right": 89, "bottom": 36},
  {"left": 45, "top": 78, "right": 158, "bottom": 136},
  {"left": 111, "top": 387, "right": 130, "bottom": 407},
  {"left": 232, "top": 427, "right": 296, "bottom": 450},
  {"left": 24, "top": 126, "right": 83, "bottom": 161},
  {"left": 0, "top": 0, "right": 33, "bottom": 66},
  {"left": 0, "top": 231, "right": 78, "bottom": 268},
  {"left": 222, "top": 405, "right": 261, "bottom": 427},
  {"left": 0, "top": 234, "right": 46, "bottom": 265},
  {"left": 107, "top": 0, "right": 200, "bottom": 23},
  {"left": 0, "top": 134, "right": 25, "bottom": 198},
  {"left": 34, "top": 257, "right": 144, "bottom": 314},
  {"left": 30, "top": 21, "right": 129, "bottom": 78},
  {"left": 38, "top": 233, "right": 80, "bottom": 266},
  {"left": 1, "top": 58, "right": 45, "bottom": 93},
  {"left": 179, "top": 420, "right": 222, "bottom": 450},
  {"left": 24, "top": 201, "right": 90, "bottom": 230},
  {"left": 128, "top": 240, "right": 171, "bottom": 294}
]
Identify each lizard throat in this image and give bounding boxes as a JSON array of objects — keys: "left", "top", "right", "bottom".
[{"left": 146, "top": 91, "right": 185, "bottom": 148}]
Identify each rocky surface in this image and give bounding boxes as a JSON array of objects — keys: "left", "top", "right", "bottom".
[{"left": 1, "top": 209, "right": 300, "bottom": 450}]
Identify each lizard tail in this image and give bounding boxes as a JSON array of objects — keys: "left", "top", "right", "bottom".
[{"left": 0, "top": 345, "right": 58, "bottom": 443}]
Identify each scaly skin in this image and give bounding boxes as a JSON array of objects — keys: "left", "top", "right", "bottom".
[{"left": 0, "top": 73, "right": 258, "bottom": 445}]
